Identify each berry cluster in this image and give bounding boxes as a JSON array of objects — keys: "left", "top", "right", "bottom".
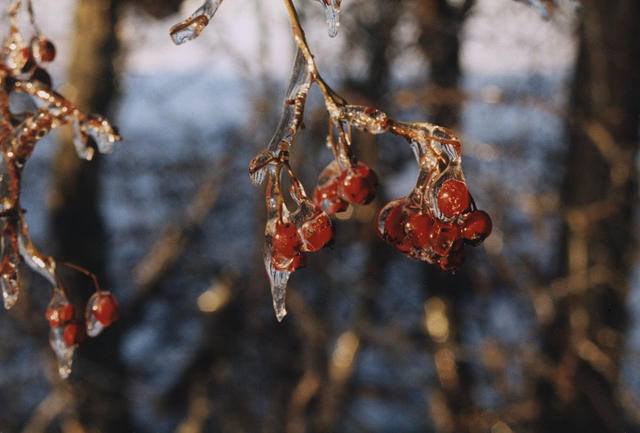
[
  {"left": 268, "top": 205, "right": 334, "bottom": 273},
  {"left": 376, "top": 179, "right": 492, "bottom": 271},
  {"left": 45, "top": 272, "right": 119, "bottom": 378},
  {"left": 313, "top": 160, "right": 378, "bottom": 215},
  {"left": 174, "top": 0, "right": 492, "bottom": 320}
]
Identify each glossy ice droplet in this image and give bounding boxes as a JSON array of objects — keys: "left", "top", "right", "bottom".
[
  {"left": 84, "top": 116, "right": 120, "bottom": 154},
  {"left": 49, "top": 327, "right": 75, "bottom": 379},
  {"left": 323, "top": 0, "right": 340, "bottom": 38},
  {"left": 169, "top": 0, "right": 222, "bottom": 45}
]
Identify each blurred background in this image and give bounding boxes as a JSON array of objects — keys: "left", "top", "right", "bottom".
[{"left": 0, "top": 0, "right": 638, "bottom": 432}]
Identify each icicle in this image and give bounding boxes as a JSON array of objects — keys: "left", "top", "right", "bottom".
[
  {"left": 264, "top": 247, "right": 290, "bottom": 322},
  {"left": 169, "top": 0, "right": 223, "bottom": 45},
  {"left": 322, "top": 0, "right": 340, "bottom": 38},
  {"left": 49, "top": 327, "right": 75, "bottom": 379}
]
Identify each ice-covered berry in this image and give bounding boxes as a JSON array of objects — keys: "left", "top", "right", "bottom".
[
  {"left": 462, "top": 210, "right": 492, "bottom": 246},
  {"left": 437, "top": 179, "right": 470, "bottom": 218},
  {"left": 63, "top": 320, "right": 86, "bottom": 346},
  {"left": 430, "top": 222, "right": 461, "bottom": 256},
  {"left": 339, "top": 162, "right": 378, "bottom": 205},
  {"left": 272, "top": 222, "right": 302, "bottom": 256},
  {"left": 300, "top": 210, "right": 334, "bottom": 252},
  {"left": 405, "top": 211, "right": 433, "bottom": 249},
  {"left": 271, "top": 251, "right": 307, "bottom": 272}
]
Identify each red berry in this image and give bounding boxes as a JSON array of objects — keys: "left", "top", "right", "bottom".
[
  {"left": 313, "top": 182, "right": 348, "bottom": 214},
  {"left": 271, "top": 251, "right": 307, "bottom": 272},
  {"left": 437, "top": 179, "right": 470, "bottom": 218},
  {"left": 376, "top": 198, "right": 411, "bottom": 253},
  {"left": 339, "top": 163, "right": 378, "bottom": 205},
  {"left": 430, "top": 222, "right": 461, "bottom": 256},
  {"left": 32, "top": 37, "right": 56, "bottom": 62},
  {"left": 300, "top": 210, "right": 334, "bottom": 252},
  {"left": 90, "top": 293, "right": 119, "bottom": 327},
  {"left": 272, "top": 222, "right": 302, "bottom": 256},
  {"left": 462, "top": 210, "right": 492, "bottom": 246},
  {"left": 63, "top": 320, "right": 86, "bottom": 346},
  {"left": 45, "top": 303, "right": 74, "bottom": 328},
  {"left": 405, "top": 211, "right": 433, "bottom": 249},
  {"left": 314, "top": 162, "right": 349, "bottom": 215}
]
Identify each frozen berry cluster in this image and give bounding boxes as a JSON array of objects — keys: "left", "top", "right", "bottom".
[
  {"left": 313, "top": 160, "right": 378, "bottom": 215},
  {"left": 268, "top": 206, "right": 335, "bottom": 273},
  {"left": 45, "top": 288, "right": 119, "bottom": 378},
  {"left": 376, "top": 179, "right": 492, "bottom": 271}
]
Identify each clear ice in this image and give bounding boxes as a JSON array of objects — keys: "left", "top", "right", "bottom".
[
  {"left": 264, "top": 247, "right": 290, "bottom": 322},
  {"left": 85, "top": 292, "right": 105, "bottom": 337},
  {"left": 49, "top": 326, "right": 75, "bottom": 379},
  {"left": 170, "top": 0, "right": 222, "bottom": 45},
  {"left": 265, "top": 48, "right": 311, "bottom": 158},
  {"left": 72, "top": 116, "right": 95, "bottom": 160}
]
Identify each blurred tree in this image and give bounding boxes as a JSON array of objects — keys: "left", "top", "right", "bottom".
[
  {"left": 49, "top": 0, "right": 134, "bottom": 430},
  {"left": 536, "top": 2, "right": 640, "bottom": 432}
]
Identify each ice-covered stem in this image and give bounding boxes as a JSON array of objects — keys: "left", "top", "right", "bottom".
[
  {"left": 169, "top": 0, "right": 224, "bottom": 45},
  {"left": 283, "top": 0, "right": 345, "bottom": 113},
  {"left": 1, "top": 0, "right": 121, "bottom": 378}
]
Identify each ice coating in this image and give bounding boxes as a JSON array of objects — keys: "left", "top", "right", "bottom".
[
  {"left": 266, "top": 48, "right": 312, "bottom": 157},
  {"left": 18, "top": 215, "right": 56, "bottom": 285},
  {"left": 83, "top": 115, "right": 120, "bottom": 154},
  {"left": 0, "top": 217, "right": 20, "bottom": 309},
  {"left": 85, "top": 292, "right": 105, "bottom": 337},
  {"left": 49, "top": 326, "right": 75, "bottom": 379},
  {"left": 249, "top": 150, "right": 273, "bottom": 186},
  {"left": 46, "top": 290, "right": 72, "bottom": 327},
  {"left": 250, "top": 48, "right": 311, "bottom": 186},
  {"left": 169, "top": 0, "right": 223, "bottom": 45},
  {"left": 0, "top": 267, "right": 19, "bottom": 309},
  {"left": 72, "top": 115, "right": 95, "bottom": 160}
]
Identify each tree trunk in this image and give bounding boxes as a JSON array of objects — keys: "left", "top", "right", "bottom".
[
  {"left": 537, "top": 2, "right": 640, "bottom": 432},
  {"left": 49, "top": 0, "right": 133, "bottom": 430},
  {"left": 417, "top": 2, "right": 477, "bottom": 432}
]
